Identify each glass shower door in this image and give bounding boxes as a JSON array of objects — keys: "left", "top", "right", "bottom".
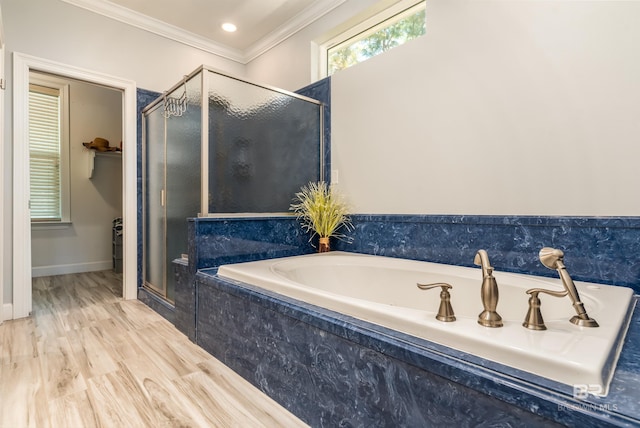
[
  {"left": 144, "top": 77, "right": 202, "bottom": 302},
  {"left": 144, "top": 105, "right": 166, "bottom": 296},
  {"left": 164, "top": 79, "right": 201, "bottom": 302}
]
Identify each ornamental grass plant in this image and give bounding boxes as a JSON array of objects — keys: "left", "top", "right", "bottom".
[{"left": 290, "top": 181, "right": 353, "bottom": 246}]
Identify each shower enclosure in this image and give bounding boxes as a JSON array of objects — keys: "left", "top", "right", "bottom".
[{"left": 142, "top": 66, "right": 323, "bottom": 302}]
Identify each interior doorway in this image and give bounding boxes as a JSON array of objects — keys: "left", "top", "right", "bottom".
[
  {"left": 12, "top": 53, "right": 137, "bottom": 319},
  {"left": 29, "top": 71, "right": 124, "bottom": 280}
]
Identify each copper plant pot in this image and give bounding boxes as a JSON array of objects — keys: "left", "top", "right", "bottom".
[{"left": 318, "top": 237, "right": 330, "bottom": 253}]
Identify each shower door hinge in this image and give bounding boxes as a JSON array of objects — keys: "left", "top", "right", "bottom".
[{"left": 0, "top": 78, "right": 5, "bottom": 90}]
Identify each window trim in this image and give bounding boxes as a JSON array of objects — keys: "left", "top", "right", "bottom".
[
  {"left": 313, "top": 0, "right": 425, "bottom": 79},
  {"left": 28, "top": 73, "right": 71, "bottom": 223}
]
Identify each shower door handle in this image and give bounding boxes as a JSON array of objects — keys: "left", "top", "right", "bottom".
[{"left": 161, "top": 189, "right": 165, "bottom": 207}]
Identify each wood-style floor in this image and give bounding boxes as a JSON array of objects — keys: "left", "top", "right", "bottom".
[{"left": 0, "top": 271, "right": 308, "bottom": 427}]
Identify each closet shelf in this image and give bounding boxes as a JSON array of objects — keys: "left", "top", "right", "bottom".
[{"left": 87, "top": 150, "right": 122, "bottom": 179}]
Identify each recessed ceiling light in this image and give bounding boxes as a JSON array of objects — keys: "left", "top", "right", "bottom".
[{"left": 221, "top": 22, "right": 237, "bottom": 32}]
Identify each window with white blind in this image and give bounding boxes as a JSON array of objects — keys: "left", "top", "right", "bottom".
[{"left": 29, "top": 74, "right": 70, "bottom": 223}]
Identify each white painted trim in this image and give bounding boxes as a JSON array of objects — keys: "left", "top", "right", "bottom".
[
  {"left": 60, "top": 0, "right": 347, "bottom": 64},
  {"left": 2, "top": 304, "right": 12, "bottom": 322},
  {"left": 32, "top": 261, "right": 113, "bottom": 278},
  {"left": 12, "top": 53, "right": 137, "bottom": 320},
  {"left": 13, "top": 53, "right": 31, "bottom": 319},
  {"left": 0, "top": 4, "right": 4, "bottom": 325}
]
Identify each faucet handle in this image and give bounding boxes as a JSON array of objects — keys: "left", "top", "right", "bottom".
[
  {"left": 522, "top": 288, "right": 569, "bottom": 330},
  {"left": 417, "top": 282, "right": 456, "bottom": 322}
]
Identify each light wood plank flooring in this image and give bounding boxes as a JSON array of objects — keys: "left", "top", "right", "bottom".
[{"left": 0, "top": 271, "right": 308, "bottom": 428}]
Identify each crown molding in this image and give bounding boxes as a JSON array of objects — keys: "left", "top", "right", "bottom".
[
  {"left": 61, "top": 0, "right": 347, "bottom": 65},
  {"left": 61, "top": 0, "right": 245, "bottom": 63},
  {"left": 244, "top": 0, "right": 347, "bottom": 63}
]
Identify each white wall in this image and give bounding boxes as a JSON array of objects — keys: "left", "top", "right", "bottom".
[
  {"left": 31, "top": 79, "right": 123, "bottom": 276},
  {"left": 1, "top": 0, "right": 243, "bottom": 303},
  {"left": 249, "top": 0, "right": 640, "bottom": 216},
  {"left": 331, "top": 0, "right": 640, "bottom": 215}
]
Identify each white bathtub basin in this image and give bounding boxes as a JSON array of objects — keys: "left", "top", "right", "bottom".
[{"left": 217, "top": 251, "right": 636, "bottom": 395}]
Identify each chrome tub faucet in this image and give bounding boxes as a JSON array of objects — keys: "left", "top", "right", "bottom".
[{"left": 475, "top": 250, "right": 503, "bottom": 327}]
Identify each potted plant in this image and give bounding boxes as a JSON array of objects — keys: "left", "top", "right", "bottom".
[{"left": 290, "top": 181, "right": 353, "bottom": 252}]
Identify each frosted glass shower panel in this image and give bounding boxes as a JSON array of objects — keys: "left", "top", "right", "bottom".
[
  {"left": 207, "top": 71, "right": 322, "bottom": 213},
  {"left": 165, "top": 78, "right": 202, "bottom": 301},
  {"left": 143, "top": 74, "right": 202, "bottom": 302},
  {"left": 143, "top": 105, "right": 166, "bottom": 295}
]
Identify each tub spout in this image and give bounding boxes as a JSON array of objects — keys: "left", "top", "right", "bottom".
[
  {"left": 474, "top": 250, "right": 503, "bottom": 327},
  {"left": 538, "top": 247, "right": 599, "bottom": 327}
]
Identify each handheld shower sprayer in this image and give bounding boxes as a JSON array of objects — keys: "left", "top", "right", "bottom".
[{"left": 538, "top": 247, "right": 598, "bottom": 327}]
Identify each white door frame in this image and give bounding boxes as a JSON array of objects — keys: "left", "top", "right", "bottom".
[
  {"left": 0, "top": 5, "right": 5, "bottom": 322},
  {"left": 12, "top": 53, "right": 137, "bottom": 319}
]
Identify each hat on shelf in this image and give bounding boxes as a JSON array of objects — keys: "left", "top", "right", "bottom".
[{"left": 83, "top": 137, "right": 117, "bottom": 152}]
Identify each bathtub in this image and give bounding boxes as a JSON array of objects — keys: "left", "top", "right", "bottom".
[{"left": 217, "top": 251, "right": 636, "bottom": 396}]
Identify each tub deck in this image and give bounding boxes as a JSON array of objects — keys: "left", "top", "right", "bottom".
[{"left": 218, "top": 251, "right": 635, "bottom": 396}]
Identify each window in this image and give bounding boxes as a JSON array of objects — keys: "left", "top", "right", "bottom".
[
  {"left": 28, "top": 74, "right": 70, "bottom": 222},
  {"left": 319, "top": 0, "right": 426, "bottom": 77}
]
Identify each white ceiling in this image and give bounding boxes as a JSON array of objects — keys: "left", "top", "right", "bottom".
[{"left": 62, "top": 0, "right": 347, "bottom": 63}]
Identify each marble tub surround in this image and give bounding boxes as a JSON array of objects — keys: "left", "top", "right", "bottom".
[
  {"left": 160, "top": 213, "right": 640, "bottom": 425},
  {"left": 172, "top": 216, "right": 314, "bottom": 339},
  {"left": 197, "top": 271, "right": 640, "bottom": 427},
  {"left": 173, "top": 213, "right": 640, "bottom": 344},
  {"left": 333, "top": 215, "right": 640, "bottom": 294}
]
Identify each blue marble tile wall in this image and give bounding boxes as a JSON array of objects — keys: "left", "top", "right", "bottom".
[
  {"left": 296, "top": 77, "right": 331, "bottom": 183},
  {"left": 189, "top": 217, "right": 313, "bottom": 271},
  {"left": 333, "top": 215, "right": 640, "bottom": 295},
  {"left": 173, "top": 257, "right": 195, "bottom": 340}
]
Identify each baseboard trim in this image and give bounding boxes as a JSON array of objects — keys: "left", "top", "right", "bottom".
[
  {"left": 32, "top": 261, "right": 113, "bottom": 278},
  {"left": 2, "top": 303, "right": 13, "bottom": 321}
]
